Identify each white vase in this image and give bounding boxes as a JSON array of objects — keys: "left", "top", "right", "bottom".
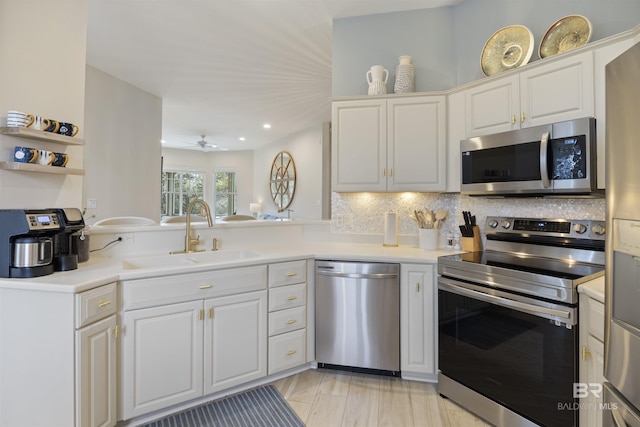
[
  {"left": 394, "top": 55, "right": 415, "bottom": 94},
  {"left": 366, "top": 65, "right": 388, "bottom": 95}
]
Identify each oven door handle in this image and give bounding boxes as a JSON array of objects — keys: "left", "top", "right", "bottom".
[{"left": 438, "top": 279, "right": 572, "bottom": 322}]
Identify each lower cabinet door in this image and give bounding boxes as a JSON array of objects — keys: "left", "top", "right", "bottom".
[
  {"left": 76, "top": 315, "right": 117, "bottom": 427},
  {"left": 203, "top": 291, "right": 267, "bottom": 394},
  {"left": 269, "top": 329, "right": 306, "bottom": 375},
  {"left": 400, "top": 263, "right": 436, "bottom": 376},
  {"left": 122, "top": 300, "right": 204, "bottom": 419}
]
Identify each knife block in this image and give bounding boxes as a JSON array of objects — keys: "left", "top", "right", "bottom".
[{"left": 461, "top": 226, "right": 482, "bottom": 252}]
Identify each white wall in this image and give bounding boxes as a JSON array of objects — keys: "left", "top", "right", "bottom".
[
  {"left": 83, "top": 66, "right": 162, "bottom": 223},
  {"left": 161, "top": 147, "right": 254, "bottom": 216},
  {"left": 253, "top": 124, "right": 327, "bottom": 220},
  {"left": 0, "top": 1, "right": 88, "bottom": 209}
]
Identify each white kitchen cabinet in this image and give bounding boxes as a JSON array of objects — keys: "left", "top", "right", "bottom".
[
  {"left": 204, "top": 291, "right": 267, "bottom": 394},
  {"left": 332, "top": 95, "right": 447, "bottom": 192},
  {"left": 579, "top": 291, "right": 605, "bottom": 427},
  {"left": 400, "top": 263, "right": 437, "bottom": 381},
  {"left": 121, "top": 264, "right": 269, "bottom": 419},
  {"left": 446, "top": 89, "right": 465, "bottom": 192},
  {"left": 267, "top": 260, "right": 308, "bottom": 375},
  {"left": 76, "top": 315, "right": 117, "bottom": 427},
  {"left": 465, "top": 51, "right": 594, "bottom": 136},
  {"left": 122, "top": 300, "right": 204, "bottom": 419},
  {"left": 0, "top": 282, "right": 117, "bottom": 427}
]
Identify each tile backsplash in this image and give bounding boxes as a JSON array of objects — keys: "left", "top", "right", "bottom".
[{"left": 331, "top": 192, "right": 605, "bottom": 243}]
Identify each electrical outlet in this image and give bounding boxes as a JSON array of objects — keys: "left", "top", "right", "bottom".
[
  {"left": 115, "top": 233, "right": 134, "bottom": 245},
  {"left": 87, "top": 198, "right": 97, "bottom": 209},
  {"left": 335, "top": 214, "right": 344, "bottom": 226}
]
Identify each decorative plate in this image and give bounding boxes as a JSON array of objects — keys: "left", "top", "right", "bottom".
[
  {"left": 481, "top": 25, "right": 535, "bottom": 76},
  {"left": 539, "top": 15, "right": 592, "bottom": 59}
]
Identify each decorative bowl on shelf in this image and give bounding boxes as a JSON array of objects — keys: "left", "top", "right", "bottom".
[
  {"left": 539, "top": 15, "right": 592, "bottom": 59},
  {"left": 480, "top": 24, "right": 534, "bottom": 76}
]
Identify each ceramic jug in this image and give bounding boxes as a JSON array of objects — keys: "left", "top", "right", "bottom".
[{"left": 366, "top": 65, "right": 388, "bottom": 95}]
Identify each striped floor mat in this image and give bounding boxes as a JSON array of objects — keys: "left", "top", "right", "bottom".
[{"left": 141, "top": 385, "right": 305, "bottom": 427}]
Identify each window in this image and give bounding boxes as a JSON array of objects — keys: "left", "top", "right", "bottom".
[
  {"left": 213, "top": 171, "right": 237, "bottom": 219},
  {"left": 161, "top": 170, "right": 205, "bottom": 216}
]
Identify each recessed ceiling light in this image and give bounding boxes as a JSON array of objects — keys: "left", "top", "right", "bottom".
[
  {"left": 161, "top": 139, "right": 166, "bottom": 144},
  {"left": 239, "top": 137, "right": 246, "bottom": 141},
  {"left": 263, "top": 123, "right": 271, "bottom": 129}
]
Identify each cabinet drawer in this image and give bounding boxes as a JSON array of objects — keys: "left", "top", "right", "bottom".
[
  {"left": 587, "top": 297, "right": 605, "bottom": 342},
  {"left": 76, "top": 282, "right": 118, "bottom": 328},
  {"left": 269, "top": 283, "right": 306, "bottom": 311},
  {"left": 268, "top": 329, "right": 306, "bottom": 375},
  {"left": 269, "top": 306, "right": 306, "bottom": 336},
  {"left": 269, "top": 260, "right": 306, "bottom": 288},
  {"left": 122, "top": 265, "right": 267, "bottom": 310}
]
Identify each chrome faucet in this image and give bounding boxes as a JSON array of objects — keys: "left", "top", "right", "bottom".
[{"left": 184, "top": 199, "right": 214, "bottom": 252}]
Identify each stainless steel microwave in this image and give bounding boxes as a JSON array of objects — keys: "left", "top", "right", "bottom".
[{"left": 460, "top": 117, "right": 597, "bottom": 196}]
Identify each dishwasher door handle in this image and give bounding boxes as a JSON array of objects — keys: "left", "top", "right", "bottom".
[{"left": 316, "top": 270, "right": 398, "bottom": 280}]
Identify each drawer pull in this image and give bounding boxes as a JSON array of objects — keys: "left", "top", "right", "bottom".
[
  {"left": 286, "top": 350, "right": 297, "bottom": 356},
  {"left": 286, "top": 272, "right": 297, "bottom": 277},
  {"left": 199, "top": 285, "right": 213, "bottom": 289},
  {"left": 582, "top": 345, "right": 592, "bottom": 361},
  {"left": 416, "top": 283, "right": 420, "bottom": 292},
  {"left": 286, "top": 319, "right": 297, "bottom": 324},
  {"left": 98, "top": 300, "right": 112, "bottom": 308},
  {"left": 287, "top": 296, "right": 297, "bottom": 301}
]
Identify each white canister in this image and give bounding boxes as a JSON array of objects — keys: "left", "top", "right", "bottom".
[
  {"left": 383, "top": 210, "right": 398, "bottom": 247},
  {"left": 419, "top": 228, "right": 439, "bottom": 250}
]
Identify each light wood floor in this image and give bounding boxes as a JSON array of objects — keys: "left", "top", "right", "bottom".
[{"left": 271, "top": 368, "right": 491, "bottom": 427}]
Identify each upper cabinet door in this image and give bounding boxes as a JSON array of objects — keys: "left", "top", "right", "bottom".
[
  {"left": 520, "top": 51, "right": 594, "bottom": 128},
  {"left": 387, "top": 96, "right": 447, "bottom": 192},
  {"left": 331, "top": 99, "right": 387, "bottom": 192},
  {"left": 465, "top": 74, "right": 519, "bottom": 136}
]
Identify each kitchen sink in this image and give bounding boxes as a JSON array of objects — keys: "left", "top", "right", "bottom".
[{"left": 122, "top": 249, "right": 261, "bottom": 270}]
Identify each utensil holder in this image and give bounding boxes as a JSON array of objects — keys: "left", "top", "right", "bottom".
[
  {"left": 419, "top": 228, "right": 438, "bottom": 250},
  {"left": 461, "top": 226, "right": 482, "bottom": 252}
]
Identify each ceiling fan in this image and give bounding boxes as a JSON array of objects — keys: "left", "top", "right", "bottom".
[{"left": 193, "top": 135, "right": 217, "bottom": 151}]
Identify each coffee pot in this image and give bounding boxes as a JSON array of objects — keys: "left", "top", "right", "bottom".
[{"left": 0, "top": 209, "right": 63, "bottom": 278}]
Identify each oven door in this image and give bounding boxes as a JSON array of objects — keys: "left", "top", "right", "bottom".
[{"left": 438, "top": 276, "right": 578, "bottom": 427}]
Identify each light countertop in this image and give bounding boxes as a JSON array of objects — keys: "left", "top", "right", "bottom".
[
  {"left": 578, "top": 275, "right": 605, "bottom": 303},
  {"left": 0, "top": 242, "right": 460, "bottom": 293}
]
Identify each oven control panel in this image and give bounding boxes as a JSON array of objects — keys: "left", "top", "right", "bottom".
[{"left": 486, "top": 216, "right": 606, "bottom": 240}]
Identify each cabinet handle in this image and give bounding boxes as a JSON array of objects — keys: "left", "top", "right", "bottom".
[
  {"left": 521, "top": 112, "right": 526, "bottom": 123},
  {"left": 199, "top": 310, "right": 204, "bottom": 321},
  {"left": 582, "top": 345, "right": 591, "bottom": 360},
  {"left": 286, "top": 319, "right": 297, "bottom": 324},
  {"left": 286, "top": 272, "right": 297, "bottom": 277},
  {"left": 199, "top": 285, "right": 213, "bottom": 289},
  {"left": 389, "top": 168, "right": 393, "bottom": 177},
  {"left": 416, "top": 283, "right": 420, "bottom": 292},
  {"left": 287, "top": 296, "right": 297, "bottom": 301},
  {"left": 209, "top": 308, "right": 214, "bottom": 319},
  {"left": 113, "top": 324, "right": 119, "bottom": 339},
  {"left": 511, "top": 114, "right": 516, "bottom": 124},
  {"left": 382, "top": 168, "right": 386, "bottom": 177},
  {"left": 98, "top": 300, "right": 111, "bottom": 308},
  {"left": 286, "top": 350, "right": 297, "bottom": 356}
]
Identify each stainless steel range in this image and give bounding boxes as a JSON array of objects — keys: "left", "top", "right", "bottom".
[{"left": 437, "top": 216, "right": 605, "bottom": 427}]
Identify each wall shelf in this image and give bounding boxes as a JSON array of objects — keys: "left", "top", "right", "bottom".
[
  {"left": 0, "top": 126, "right": 85, "bottom": 146},
  {"left": 0, "top": 162, "right": 85, "bottom": 175}
]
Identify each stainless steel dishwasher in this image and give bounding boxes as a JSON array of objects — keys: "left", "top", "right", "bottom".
[{"left": 315, "top": 260, "right": 400, "bottom": 376}]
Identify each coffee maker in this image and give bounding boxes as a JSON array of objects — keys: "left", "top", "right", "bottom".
[
  {"left": 53, "top": 208, "right": 85, "bottom": 271},
  {"left": 0, "top": 209, "right": 64, "bottom": 278}
]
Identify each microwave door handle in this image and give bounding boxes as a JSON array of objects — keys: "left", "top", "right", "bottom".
[{"left": 540, "top": 131, "right": 551, "bottom": 188}]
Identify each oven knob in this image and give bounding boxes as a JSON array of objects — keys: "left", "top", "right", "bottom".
[
  {"left": 501, "top": 220, "right": 511, "bottom": 229},
  {"left": 488, "top": 219, "right": 499, "bottom": 228},
  {"left": 592, "top": 224, "right": 606, "bottom": 236},
  {"left": 573, "top": 223, "right": 588, "bottom": 234}
]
